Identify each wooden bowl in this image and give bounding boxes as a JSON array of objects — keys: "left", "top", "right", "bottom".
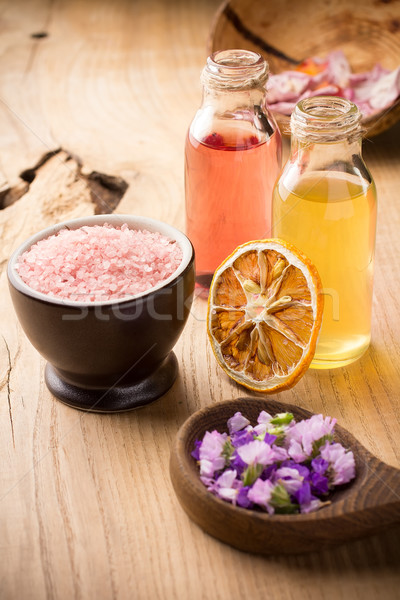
[
  {"left": 209, "top": 0, "right": 400, "bottom": 136},
  {"left": 170, "top": 398, "right": 400, "bottom": 554}
]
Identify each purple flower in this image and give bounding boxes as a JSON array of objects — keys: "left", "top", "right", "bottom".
[
  {"left": 236, "top": 486, "right": 253, "bottom": 508},
  {"left": 191, "top": 439, "right": 201, "bottom": 460},
  {"left": 239, "top": 440, "right": 277, "bottom": 486},
  {"left": 253, "top": 422, "right": 278, "bottom": 445},
  {"left": 311, "top": 456, "right": 329, "bottom": 475},
  {"left": 253, "top": 411, "right": 274, "bottom": 440},
  {"left": 257, "top": 410, "right": 272, "bottom": 425},
  {"left": 300, "top": 498, "right": 324, "bottom": 514},
  {"left": 237, "top": 440, "right": 276, "bottom": 467},
  {"left": 271, "top": 445, "right": 289, "bottom": 462},
  {"left": 286, "top": 414, "right": 336, "bottom": 460},
  {"left": 200, "top": 475, "right": 213, "bottom": 487},
  {"left": 247, "top": 478, "right": 275, "bottom": 514},
  {"left": 264, "top": 432, "right": 278, "bottom": 445},
  {"left": 253, "top": 423, "right": 268, "bottom": 437},
  {"left": 230, "top": 451, "right": 248, "bottom": 476},
  {"left": 260, "top": 463, "right": 278, "bottom": 481},
  {"left": 275, "top": 466, "right": 305, "bottom": 494},
  {"left": 227, "top": 411, "right": 250, "bottom": 434},
  {"left": 294, "top": 480, "right": 311, "bottom": 505},
  {"left": 231, "top": 428, "right": 254, "bottom": 448},
  {"left": 284, "top": 461, "right": 310, "bottom": 479},
  {"left": 320, "top": 442, "right": 356, "bottom": 485},
  {"left": 286, "top": 439, "right": 308, "bottom": 462},
  {"left": 214, "top": 469, "right": 241, "bottom": 503},
  {"left": 310, "top": 471, "right": 329, "bottom": 495},
  {"left": 199, "top": 430, "right": 227, "bottom": 478}
]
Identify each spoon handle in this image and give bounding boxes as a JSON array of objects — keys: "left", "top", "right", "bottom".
[{"left": 350, "top": 453, "right": 400, "bottom": 527}]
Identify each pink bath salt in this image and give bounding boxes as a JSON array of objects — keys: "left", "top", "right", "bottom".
[{"left": 15, "top": 223, "right": 184, "bottom": 302}]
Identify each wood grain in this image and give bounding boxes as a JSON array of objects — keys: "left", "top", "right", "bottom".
[{"left": 0, "top": 0, "right": 400, "bottom": 599}]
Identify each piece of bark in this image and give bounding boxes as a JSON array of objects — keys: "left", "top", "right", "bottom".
[{"left": 0, "top": 149, "right": 128, "bottom": 262}]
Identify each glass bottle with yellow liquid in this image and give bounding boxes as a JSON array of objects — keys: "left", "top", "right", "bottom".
[{"left": 272, "top": 97, "right": 377, "bottom": 369}]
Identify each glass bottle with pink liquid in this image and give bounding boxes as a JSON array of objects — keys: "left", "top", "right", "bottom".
[{"left": 185, "top": 49, "right": 282, "bottom": 293}]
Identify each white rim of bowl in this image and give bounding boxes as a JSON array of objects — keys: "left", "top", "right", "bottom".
[{"left": 8, "top": 214, "right": 194, "bottom": 307}]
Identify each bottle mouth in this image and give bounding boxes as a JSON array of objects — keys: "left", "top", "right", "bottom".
[
  {"left": 202, "top": 49, "right": 269, "bottom": 89},
  {"left": 291, "top": 96, "right": 362, "bottom": 142},
  {"left": 210, "top": 49, "right": 265, "bottom": 69}
]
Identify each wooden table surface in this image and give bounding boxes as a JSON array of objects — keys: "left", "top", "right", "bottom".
[{"left": 1, "top": 1, "right": 399, "bottom": 598}]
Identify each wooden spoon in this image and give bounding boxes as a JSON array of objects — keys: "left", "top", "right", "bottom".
[{"left": 170, "top": 398, "right": 400, "bottom": 554}]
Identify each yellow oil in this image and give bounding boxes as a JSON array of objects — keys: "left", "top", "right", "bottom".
[{"left": 272, "top": 173, "right": 377, "bottom": 368}]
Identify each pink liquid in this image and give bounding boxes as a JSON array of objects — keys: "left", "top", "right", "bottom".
[{"left": 185, "top": 129, "right": 281, "bottom": 289}]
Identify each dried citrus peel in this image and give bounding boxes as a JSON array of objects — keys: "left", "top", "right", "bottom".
[{"left": 207, "top": 240, "right": 324, "bottom": 393}]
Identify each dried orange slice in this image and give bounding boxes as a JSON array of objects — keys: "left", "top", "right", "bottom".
[{"left": 207, "top": 239, "right": 324, "bottom": 393}]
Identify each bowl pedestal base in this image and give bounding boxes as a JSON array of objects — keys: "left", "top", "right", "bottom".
[{"left": 45, "top": 352, "right": 178, "bottom": 412}]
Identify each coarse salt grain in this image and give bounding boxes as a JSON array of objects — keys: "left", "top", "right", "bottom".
[{"left": 16, "top": 223, "right": 183, "bottom": 302}]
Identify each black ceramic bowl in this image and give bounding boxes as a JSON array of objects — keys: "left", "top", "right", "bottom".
[{"left": 8, "top": 215, "right": 195, "bottom": 412}]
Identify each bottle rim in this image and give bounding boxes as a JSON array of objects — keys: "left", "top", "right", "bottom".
[
  {"left": 202, "top": 49, "right": 269, "bottom": 90},
  {"left": 291, "top": 96, "right": 362, "bottom": 143}
]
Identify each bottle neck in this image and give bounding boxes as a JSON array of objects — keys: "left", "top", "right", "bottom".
[
  {"left": 290, "top": 96, "right": 363, "bottom": 143},
  {"left": 190, "top": 49, "right": 279, "bottom": 144},
  {"left": 288, "top": 95, "right": 365, "bottom": 173},
  {"left": 201, "top": 49, "right": 269, "bottom": 92},
  {"left": 201, "top": 85, "right": 268, "bottom": 112},
  {"left": 290, "top": 135, "right": 363, "bottom": 172}
]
